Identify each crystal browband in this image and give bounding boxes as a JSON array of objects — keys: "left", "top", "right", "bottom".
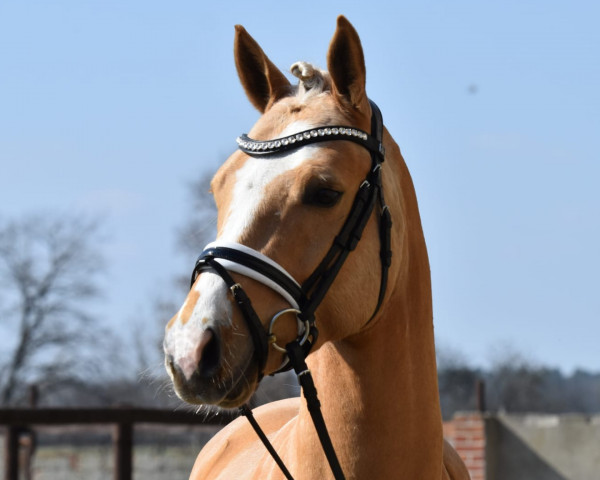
[{"left": 236, "top": 125, "right": 385, "bottom": 159}]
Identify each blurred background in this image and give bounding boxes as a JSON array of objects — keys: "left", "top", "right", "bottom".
[{"left": 0, "top": 0, "right": 599, "bottom": 477}]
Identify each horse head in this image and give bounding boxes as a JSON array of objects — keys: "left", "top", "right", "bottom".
[{"left": 164, "top": 16, "right": 404, "bottom": 408}]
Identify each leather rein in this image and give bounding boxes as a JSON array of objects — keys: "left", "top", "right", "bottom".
[{"left": 190, "top": 100, "right": 392, "bottom": 480}]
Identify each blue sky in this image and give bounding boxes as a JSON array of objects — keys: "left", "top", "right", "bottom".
[{"left": 1, "top": 1, "right": 598, "bottom": 372}]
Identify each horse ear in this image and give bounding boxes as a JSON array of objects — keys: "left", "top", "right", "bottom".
[
  {"left": 234, "top": 25, "right": 291, "bottom": 113},
  {"left": 326, "top": 16, "right": 368, "bottom": 111}
]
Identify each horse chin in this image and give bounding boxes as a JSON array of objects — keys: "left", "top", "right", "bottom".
[
  {"left": 171, "top": 353, "right": 260, "bottom": 408},
  {"left": 214, "top": 359, "right": 260, "bottom": 408},
  {"left": 215, "top": 381, "right": 257, "bottom": 408}
]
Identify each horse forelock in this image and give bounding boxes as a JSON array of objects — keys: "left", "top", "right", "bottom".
[{"left": 290, "top": 61, "right": 331, "bottom": 101}]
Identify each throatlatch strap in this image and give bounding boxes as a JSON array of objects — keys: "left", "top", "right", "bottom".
[{"left": 373, "top": 205, "right": 392, "bottom": 317}]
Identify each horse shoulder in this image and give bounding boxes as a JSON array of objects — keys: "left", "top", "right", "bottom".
[
  {"left": 189, "top": 397, "right": 301, "bottom": 480},
  {"left": 442, "top": 439, "right": 471, "bottom": 480}
]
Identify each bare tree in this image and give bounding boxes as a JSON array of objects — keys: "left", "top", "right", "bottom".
[
  {"left": 177, "top": 170, "right": 218, "bottom": 261},
  {"left": 436, "top": 343, "right": 480, "bottom": 419},
  {"left": 486, "top": 349, "right": 548, "bottom": 413},
  {"left": 0, "top": 214, "right": 110, "bottom": 405}
]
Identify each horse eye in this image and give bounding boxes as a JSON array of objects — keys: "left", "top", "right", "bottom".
[{"left": 304, "top": 187, "right": 342, "bottom": 207}]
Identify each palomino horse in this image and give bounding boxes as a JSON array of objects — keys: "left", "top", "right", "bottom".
[{"left": 164, "top": 16, "right": 470, "bottom": 480}]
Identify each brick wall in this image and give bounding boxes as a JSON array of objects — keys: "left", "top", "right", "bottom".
[{"left": 444, "top": 412, "right": 486, "bottom": 480}]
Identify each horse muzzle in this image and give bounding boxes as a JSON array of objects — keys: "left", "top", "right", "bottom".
[{"left": 164, "top": 325, "right": 258, "bottom": 407}]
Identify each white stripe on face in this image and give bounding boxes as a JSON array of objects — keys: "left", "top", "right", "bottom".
[
  {"left": 164, "top": 273, "right": 231, "bottom": 379},
  {"left": 219, "top": 122, "right": 319, "bottom": 243},
  {"left": 165, "top": 122, "right": 322, "bottom": 369}
]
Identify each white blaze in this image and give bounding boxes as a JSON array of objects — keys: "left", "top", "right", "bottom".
[
  {"left": 165, "top": 122, "right": 322, "bottom": 373},
  {"left": 220, "top": 122, "right": 318, "bottom": 242}
]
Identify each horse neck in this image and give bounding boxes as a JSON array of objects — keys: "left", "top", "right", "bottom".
[{"left": 293, "top": 153, "right": 444, "bottom": 479}]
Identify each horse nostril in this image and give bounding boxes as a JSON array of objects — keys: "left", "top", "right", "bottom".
[
  {"left": 198, "top": 328, "right": 220, "bottom": 377},
  {"left": 165, "top": 329, "right": 221, "bottom": 381}
]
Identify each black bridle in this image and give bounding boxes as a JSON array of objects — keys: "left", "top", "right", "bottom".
[{"left": 190, "top": 100, "right": 392, "bottom": 480}]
